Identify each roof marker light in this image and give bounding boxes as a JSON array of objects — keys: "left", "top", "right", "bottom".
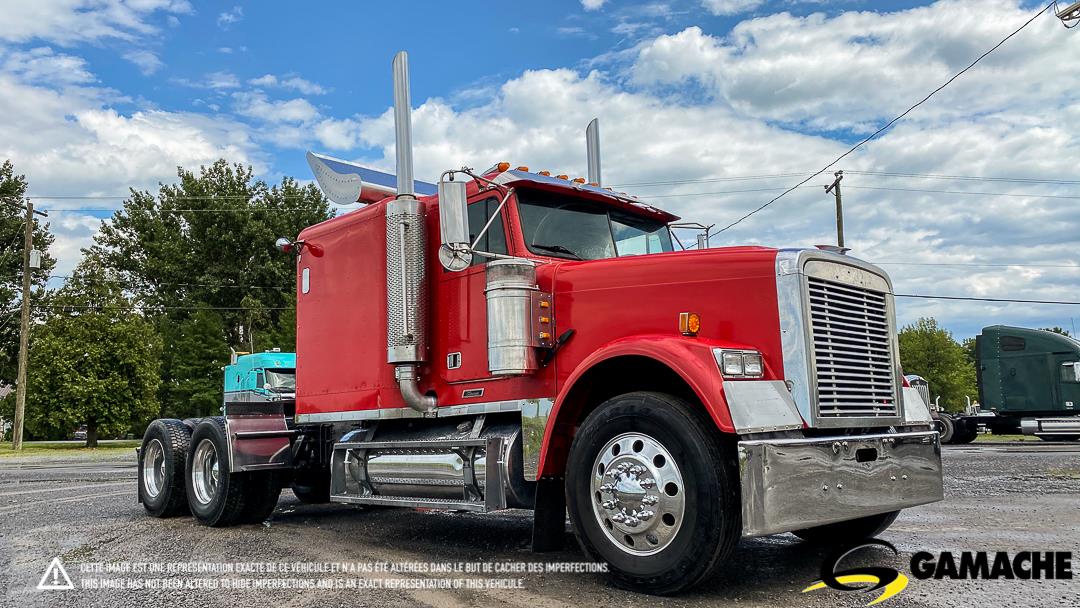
[
  {"left": 572, "top": 177, "right": 586, "bottom": 184},
  {"left": 497, "top": 162, "right": 511, "bottom": 172},
  {"left": 538, "top": 170, "right": 551, "bottom": 176},
  {"left": 556, "top": 174, "right": 569, "bottom": 180},
  {"left": 516, "top": 166, "right": 529, "bottom": 172}
]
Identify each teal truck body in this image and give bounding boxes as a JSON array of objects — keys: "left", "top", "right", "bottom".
[{"left": 224, "top": 350, "right": 297, "bottom": 405}]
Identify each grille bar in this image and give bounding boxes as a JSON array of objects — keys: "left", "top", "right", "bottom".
[{"left": 808, "top": 274, "right": 898, "bottom": 419}]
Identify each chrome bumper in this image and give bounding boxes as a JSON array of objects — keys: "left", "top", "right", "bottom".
[{"left": 738, "top": 430, "right": 943, "bottom": 537}]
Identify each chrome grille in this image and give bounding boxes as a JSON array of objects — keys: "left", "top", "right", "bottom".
[{"left": 807, "top": 275, "right": 897, "bottom": 418}]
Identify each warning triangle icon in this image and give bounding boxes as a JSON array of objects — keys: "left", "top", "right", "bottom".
[{"left": 37, "top": 557, "right": 74, "bottom": 591}]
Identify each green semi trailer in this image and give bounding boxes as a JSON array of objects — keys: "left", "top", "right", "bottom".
[{"left": 909, "top": 325, "right": 1080, "bottom": 444}]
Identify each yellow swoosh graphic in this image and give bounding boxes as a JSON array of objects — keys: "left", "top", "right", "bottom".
[{"left": 801, "top": 573, "right": 909, "bottom": 606}]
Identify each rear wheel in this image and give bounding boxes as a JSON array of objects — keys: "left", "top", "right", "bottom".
[
  {"left": 292, "top": 473, "right": 331, "bottom": 504},
  {"left": 566, "top": 392, "right": 739, "bottom": 595},
  {"left": 792, "top": 510, "right": 900, "bottom": 544},
  {"left": 186, "top": 417, "right": 248, "bottom": 527},
  {"left": 241, "top": 472, "right": 282, "bottom": 523},
  {"left": 935, "top": 413, "right": 955, "bottom": 444},
  {"left": 139, "top": 419, "right": 192, "bottom": 517}
]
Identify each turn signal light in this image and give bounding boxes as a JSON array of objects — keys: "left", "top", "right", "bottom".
[
  {"left": 679, "top": 312, "right": 701, "bottom": 336},
  {"left": 497, "top": 162, "right": 511, "bottom": 172}
]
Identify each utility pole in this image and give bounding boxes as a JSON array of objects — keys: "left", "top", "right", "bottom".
[
  {"left": 825, "top": 170, "right": 844, "bottom": 249},
  {"left": 11, "top": 200, "right": 33, "bottom": 451}
]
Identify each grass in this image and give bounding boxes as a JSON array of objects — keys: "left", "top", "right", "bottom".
[
  {"left": 973, "top": 433, "right": 1040, "bottom": 442},
  {"left": 0, "top": 440, "right": 140, "bottom": 458}
]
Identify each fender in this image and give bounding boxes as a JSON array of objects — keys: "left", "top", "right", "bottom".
[{"left": 533, "top": 334, "right": 772, "bottom": 478}]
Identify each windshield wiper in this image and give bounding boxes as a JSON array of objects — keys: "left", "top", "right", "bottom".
[{"left": 531, "top": 243, "right": 583, "bottom": 260}]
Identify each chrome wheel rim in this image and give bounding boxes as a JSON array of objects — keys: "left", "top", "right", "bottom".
[
  {"left": 142, "top": 439, "right": 165, "bottom": 499},
  {"left": 590, "top": 432, "right": 685, "bottom": 556},
  {"left": 191, "top": 438, "right": 220, "bottom": 505}
]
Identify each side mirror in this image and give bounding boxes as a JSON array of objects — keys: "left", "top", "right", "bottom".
[{"left": 437, "top": 178, "right": 473, "bottom": 271}]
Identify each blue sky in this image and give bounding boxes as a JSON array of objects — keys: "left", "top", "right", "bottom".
[{"left": 1, "top": 0, "right": 1078, "bottom": 339}]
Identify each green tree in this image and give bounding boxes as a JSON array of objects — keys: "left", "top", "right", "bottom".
[
  {"left": 899, "top": 318, "right": 977, "bottom": 412},
  {"left": 90, "top": 160, "right": 331, "bottom": 417},
  {"left": 0, "top": 160, "right": 57, "bottom": 387},
  {"left": 1040, "top": 326, "right": 1071, "bottom": 337},
  {"left": 23, "top": 259, "right": 161, "bottom": 446}
]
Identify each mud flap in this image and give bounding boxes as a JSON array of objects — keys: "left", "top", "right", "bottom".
[{"left": 531, "top": 475, "right": 566, "bottom": 552}]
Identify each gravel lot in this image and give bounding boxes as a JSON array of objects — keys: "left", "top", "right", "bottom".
[{"left": 1, "top": 442, "right": 1077, "bottom": 608}]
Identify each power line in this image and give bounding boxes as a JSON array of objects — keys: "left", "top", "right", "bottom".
[
  {"left": 895, "top": 293, "right": 1080, "bottom": 305},
  {"left": 846, "top": 170, "right": 1080, "bottom": 185},
  {"left": 876, "top": 261, "right": 1080, "bottom": 269},
  {"left": 614, "top": 170, "right": 1080, "bottom": 189},
  {"left": 844, "top": 185, "right": 1080, "bottom": 200},
  {"left": 708, "top": 1, "right": 1059, "bottom": 238},
  {"left": 41, "top": 275, "right": 291, "bottom": 291},
  {"left": 35, "top": 304, "right": 291, "bottom": 311}
]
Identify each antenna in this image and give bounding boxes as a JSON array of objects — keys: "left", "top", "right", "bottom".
[
  {"left": 586, "top": 118, "right": 601, "bottom": 186},
  {"left": 392, "top": 51, "right": 415, "bottom": 197}
]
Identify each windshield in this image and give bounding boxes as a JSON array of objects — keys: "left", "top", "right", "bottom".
[
  {"left": 517, "top": 189, "right": 673, "bottom": 260},
  {"left": 264, "top": 369, "right": 296, "bottom": 392}
]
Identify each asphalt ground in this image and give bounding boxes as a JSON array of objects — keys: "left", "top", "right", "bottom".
[{"left": 0, "top": 442, "right": 1077, "bottom": 608}]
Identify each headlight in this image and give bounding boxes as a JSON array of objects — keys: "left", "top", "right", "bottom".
[{"left": 713, "top": 348, "right": 765, "bottom": 379}]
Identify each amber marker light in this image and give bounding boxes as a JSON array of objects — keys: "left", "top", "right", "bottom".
[
  {"left": 516, "top": 166, "right": 529, "bottom": 172},
  {"left": 497, "top": 162, "right": 511, "bottom": 172},
  {"left": 679, "top": 312, "right": 701, "bottom": 336}
]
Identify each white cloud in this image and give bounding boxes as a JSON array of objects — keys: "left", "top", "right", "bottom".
[
  {"left": 217, "top": 5, "right": 244, "bottom": 29},
  {"left": 701, "top": 0, "right": 764, "bottom": 16},
  {"left": 582, "top": 0, "right": 607, "bottom": 10},
  {"left": 1, "top": 47, "right": 95, "bottom": 84},
  {"left": 631, "top": 1, "right": 1080, "bottom": 131},
  {"left": 248, "top": 74, "right": 327, "bottom": 95},
  {"left": 0, "top": 50, "right": 261, "bottom": 276},
  {"left": 233, "top": 92, "right": 319, "bottom": 123},
  {"left": 122, "top": 49, "right": 163, "bottom": 75},
  {"left": 0, "top": 0, "right": 192, "bottom": 45}
]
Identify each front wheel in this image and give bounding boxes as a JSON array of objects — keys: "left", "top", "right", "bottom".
[
  {"left": 792, "top": 510, "right": 900, "bottom": 544},
  {"left": 566, "top": 392, "right": 739, "bottom": 595}
]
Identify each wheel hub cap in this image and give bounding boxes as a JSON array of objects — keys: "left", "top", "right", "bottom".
[
  {"left": 591, "top": 432, "right": 685, "bottom": 555},
  {"left": 191, "top": 439, "right": 220, "bottom": 505},
  {"left": 142, "top": 439, "right": 165, "bottom": 499}
]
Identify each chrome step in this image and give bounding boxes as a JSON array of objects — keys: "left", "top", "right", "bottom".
[{"left": 330, "top": 494, "right": 489, "bottom": 512}]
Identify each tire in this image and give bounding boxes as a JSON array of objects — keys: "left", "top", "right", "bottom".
[
  {"left": 935, "top": 413, "right": 955, "bottom": 444},
  {"left": 139, "top": 419, "right": 192, "bottom": 518},
  {"left": 956, "top": 426, "right": 979, "bottom": 444},
  {"left": 185, "top": 417, "right": 248, "bottom": 527},
  {"left": 566, "top": 392, "right": 739, "bottom": 595},
  {"left": 292, "top": 473, "right": 331, "bottom": 504},
  {"left": 792, "top": 510, "right": 900, "bottom": 544},
  {"left": 241, "top": 472, "right": 283, "bottom": 523}
]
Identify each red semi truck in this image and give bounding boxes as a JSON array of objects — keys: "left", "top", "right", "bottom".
[{"left": 137, "top": 51, "right": 944, "bottom": 594}]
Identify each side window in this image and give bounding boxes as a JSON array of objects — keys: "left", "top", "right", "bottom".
[
  {"left": 467, "top": 198, "right": 509, "bottom": 265},
  {"left": 1000, "top": 336, "right": 1026, "bottom": 351},
  {"left": 1061, "top": 362, "right": 1080, "bottom": 383}
]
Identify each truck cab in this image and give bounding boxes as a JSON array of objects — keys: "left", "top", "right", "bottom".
[{"left": 137, "top": 51, "right": 943, "bottom": 596}]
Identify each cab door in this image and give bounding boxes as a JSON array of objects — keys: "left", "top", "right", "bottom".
[
  {"left": 436, "top": 195, "right": 511, "bottom": 385},
  {"left": 1053, "top": 354, "right": 1080, "bottom": 413}
]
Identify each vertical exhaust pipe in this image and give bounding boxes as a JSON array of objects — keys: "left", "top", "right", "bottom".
[
  {"left": 386, "top": 51, "right": 435, "bottom": 413},
  {"left": 586, "top": 118, "right": 601, "bottom": 187}
]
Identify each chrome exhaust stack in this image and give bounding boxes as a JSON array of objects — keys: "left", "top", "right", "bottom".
[
  {"left": 386, "top": 51, "right": 435, "bottom": 413},
  {"left": 586, "top": 118, "right": 601, "bottom": 186}
]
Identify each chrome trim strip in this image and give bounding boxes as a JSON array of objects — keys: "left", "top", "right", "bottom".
[{"left": 294, "top": 398, "right": 552, "bottom": 424}]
